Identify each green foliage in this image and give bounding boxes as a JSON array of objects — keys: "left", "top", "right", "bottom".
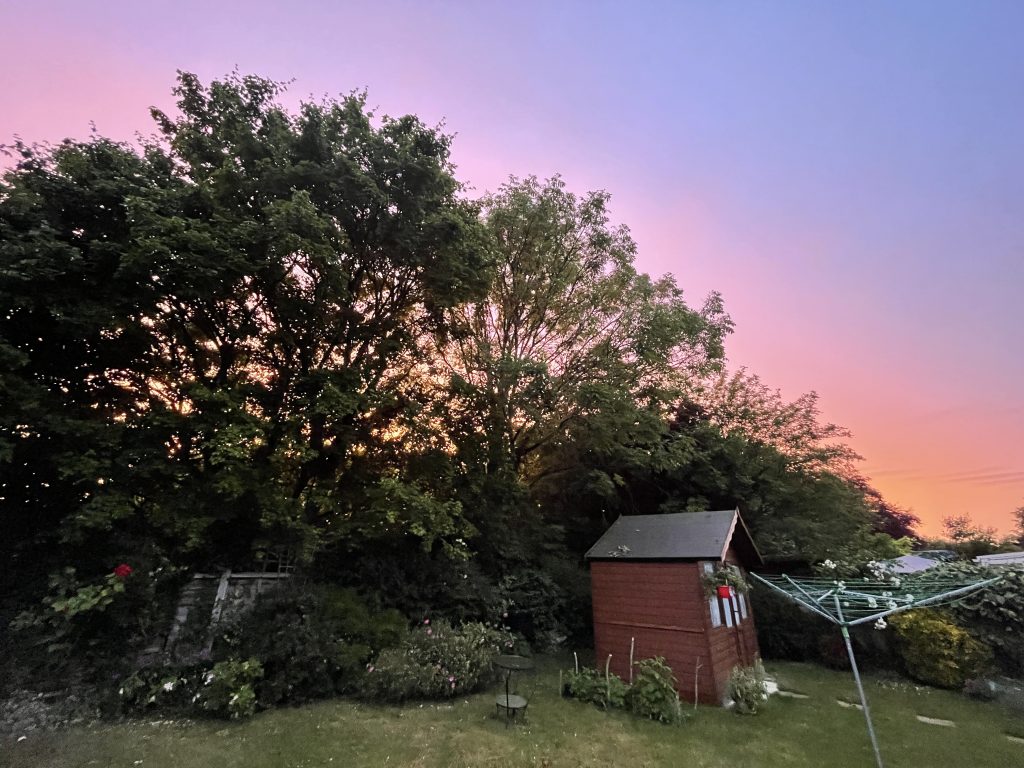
[
  {"left": 10, "top": 561, "right": 177, "bottom": 687},
  {"left": 118, "top": 658, "right": 262, "bottom": 719},
  {"left": 625, "top": 658, "right": 683, "bottom": 724},
  {"left": 889, "top": 610, "right": 992, "bottom": 689},
  {"left": 727, "top": 660, "right": 768, "bottom": 714},
  {"left": 198, "top": 659, "right": 263, "bottom": 719},
  {"left": 1, "top": 69, "right": 920, "bottom": 701},
  {"left": 119, "top": 667, "right": 198, "bottom": 714},
  {"left": 437, "top": 174, "right": 729, "bottom": 484},
  {"left": 751, "top": 586, "right": 833, "bottom": 662},
  {"left": 12, "top": 569, "right": 127, "bottom": 647},
  {"left": 695, "top": 369, "right": 861, "bottom": 476},
  {"left": 906, "top": 563, "right": 1024, "bottom": 676},
  {"left": 221, "top": 586, "right": 407, "bottom": 705},
  {"left": 357, "top": 620, "right": 514, "bottom": 702},
  {"left": 566, "top": 659, "right": 682, "bottom": 724},
  {"left": 0, "top": 70, "right": 490, "bottom": 586},
  {"left": 564, "top": 667, "right": 628, "bottom": 710},
  {"left": 498, "top": 567, "right": 592, "bottom": 649},
  {"left": 700, "top": 564, "right": 749, "bottom": 597}
]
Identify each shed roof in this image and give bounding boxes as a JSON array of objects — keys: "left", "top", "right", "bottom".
[
  {"left": 975, "top": 551, "right": 1024, "bottom": 566},
  {"left": 584, "top": 508, "right": 762, "bottom": 566},
  {"left": 891, "top": 554, "right": 941, "bottom": 574}
]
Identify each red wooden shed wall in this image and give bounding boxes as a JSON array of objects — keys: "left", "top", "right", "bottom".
[{"left": 590, "top": 549, "right": 759, "bottom": 706}]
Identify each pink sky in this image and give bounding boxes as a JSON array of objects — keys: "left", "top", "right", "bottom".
[{"left": 2, "top": 1, "right": 1021, "bottom": 536}]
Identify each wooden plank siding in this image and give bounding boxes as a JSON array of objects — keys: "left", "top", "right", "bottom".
[{"left": 590, "top": 546, "right": 760, "bottom": 706}]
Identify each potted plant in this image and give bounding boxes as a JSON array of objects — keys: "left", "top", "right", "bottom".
[{"left": 701, "top": 564, "right": 750, "bottom": 598}]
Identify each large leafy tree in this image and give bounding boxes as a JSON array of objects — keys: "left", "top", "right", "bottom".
[
  {"left": 690, "top": 368, "right": 862, "bottom": 478},
  {"left": 0, "top": 72, "right": 491, "bottom": 580},
  {"left": 422, "top": 176, "right": 730, "bottom": 572},
  {"left": 432, "top": 176, "right": 730, "bottom": 482}
]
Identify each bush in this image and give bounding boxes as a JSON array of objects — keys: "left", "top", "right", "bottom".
[
  {"left": 626, "top": 658, "right": 682, "bottom": 724},
  {"left": 220, "top": 585, "right": 407, "bottom": 705},
  {"left": 358, "top": 620, "right": 514, "bottom": 702},
  {"left": 727, "top": 660, "right": 768, "bottom": 715},
  {"left": 751, "top": 587, "right": 832, "bottom": 662},
  {"left": 198, "top": 659, "right": 263, "bottom": 719},
  {"left": 908, "top": 563, "right": 1024, "bottom": 677},
  {"left": 10, "top": 560, "right": 181, "bottom": 688},
  {"left": 565, "top": 667, "right": 628, "bottom": 710},
  {"left": 498, "top": 562, "right": 592, "bottom": 649},
  {"left": 889, "top": 610, "right": 992, "bottom": 689},
  {"left": 119, "top": 666, "right": 201, "bottom": 714},
  {"left": 118, "top": 658, "right": 262, "bottom": 719}
]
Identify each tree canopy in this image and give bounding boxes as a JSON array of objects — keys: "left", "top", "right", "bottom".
[{"left": 1, "top": 71, "right": 914, "bottom": 630}]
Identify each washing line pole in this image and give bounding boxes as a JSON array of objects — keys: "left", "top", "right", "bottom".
[{"left": 834, "top": 595, "right": 884, "bottom": 768}]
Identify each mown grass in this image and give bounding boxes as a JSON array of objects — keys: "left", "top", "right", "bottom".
[{"left": 3, "top": 658, "right": 1022, "bottom": 768}]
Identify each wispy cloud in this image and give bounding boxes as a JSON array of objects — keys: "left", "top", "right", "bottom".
[{"left": 866, "top": 467, "right": 1024, "bottom": 487}]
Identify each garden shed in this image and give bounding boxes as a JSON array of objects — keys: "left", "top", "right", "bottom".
[{"left": 585, "top": 508, "right": 762, "bottom": 705}]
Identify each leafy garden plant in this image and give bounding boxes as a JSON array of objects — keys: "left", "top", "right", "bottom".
[
  {"left": 118, "top": 658, "right": 263, "bottom": 719},
  {"left": 358, "top": 619, "right": 515, "bottom": 703},
  {"left": 565, "top": 667, "right": 629, "bottom": 710},
  {"left": 219, "top": 586, "right": 407, "bottom": 706},
  {"left": 625, "top": 657, "right": 683, "bottom": 724},
  {"left": 565, "top": 658, "right": 683, "bottom": 724},
  {"left": 888, "top": 609, "right": 992, "bottom": 689},
  {"left": 701, "top": 565, "right": 750, "bottom": 597},
  {"left": 727, "top": 660, "right": 768, "bottom": 714}
]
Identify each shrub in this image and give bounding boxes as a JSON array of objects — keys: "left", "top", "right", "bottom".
[
  {"left": 908, "top": 563, "right": 1024, "bottom": 677},
  {"left": 751, "top": 587, "right": 832, "bottom": 662},
  {"left": 197, "top": 658, "right": 263, "bottom": 719},
  {"left": 11, "top": 560, "right": 179, "bottom": 687},
  {"left": 118, "top": 658, "right": 262, "bottom": 719},
  {"left": 220, "top": 585, "right": 407, "bottom": 705},
  {"left": 728, "top": 660, "right": 768, "bottom": 714},
  {"left": 498, "top": 563, "right": 591, "bottom": 649},
  {"left": 119, "top": 666, "right": 201, "bottom": 714},
  {"left": 889, "top": 610, "right": 992, "bottom": 689},
  {"left": 626, "top": 658, "right": 683, "bottom": 724},
  {"left": 358, "top": 620, "right": 514, "bottom": 702},
  {"left": 565, "top": 667, "right": 628, "bottom": 710}
]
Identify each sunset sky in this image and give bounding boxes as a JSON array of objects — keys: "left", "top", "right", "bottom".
[{"left": 2, "top": 1, "right": 1021, "bottom": 535}]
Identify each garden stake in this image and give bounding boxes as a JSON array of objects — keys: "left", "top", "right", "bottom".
[
  {"left": 694, "top": 656, "right": 702, "bottom": 709},
  {"left": 574, "top": 651, "right": 579, "bottom": 675},
  {"left": 605, "top": 654, "right": 612, "bottom": 705},
  {"left": 629, "top": 637, "right": 635, "bottom": 683}
]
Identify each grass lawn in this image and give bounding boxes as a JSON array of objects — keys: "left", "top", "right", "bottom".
[{"left": 3, "top": 658, "right": 1022, "bottom": 768}]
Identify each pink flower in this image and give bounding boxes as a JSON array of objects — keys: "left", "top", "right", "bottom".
[
  {"left": 423, "top": 618, "right": 430, "bottom": 625},
  {"left": 448, "top": 676, "right": 455, "bottom": 682},
  {"left": 366, "top": 665, "right": 375, "bottom": 673},
  {"left": 450, "top": 682, "right": 456, "bottom": 689},
  {"left": 426, "top": 628, "right": 433, "bottom": 636},
  {"left": 502, "top": 612, "right": 508, "bottom": 619}
]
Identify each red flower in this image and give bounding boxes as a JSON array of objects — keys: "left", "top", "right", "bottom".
[{"left": 113, "top": 563, "right": 133, "bottom": 579}]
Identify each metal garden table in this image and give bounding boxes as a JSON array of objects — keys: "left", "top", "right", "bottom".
[{"left": 493, "top": 654, "right": 534, "bottom": 726}]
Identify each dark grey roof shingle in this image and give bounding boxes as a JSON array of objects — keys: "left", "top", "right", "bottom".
[{"left": 584, "top": 509, "right": 760, "bottom": 563}]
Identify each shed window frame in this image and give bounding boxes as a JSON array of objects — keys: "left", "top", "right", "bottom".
[{"left": 701, "top": 562, "right": 723, "bottom": 628}]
